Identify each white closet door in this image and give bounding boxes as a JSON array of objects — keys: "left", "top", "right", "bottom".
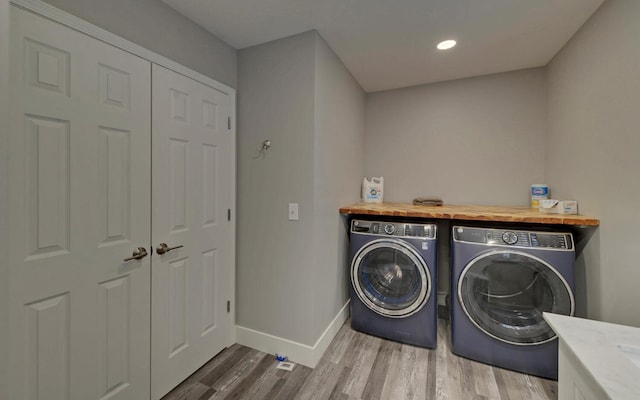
[
  {"left": 8, "top": 7, "right": 151, "bottom": 400},
  {"left": 151, "top": 64, "right": 232, "bottom": 399}
]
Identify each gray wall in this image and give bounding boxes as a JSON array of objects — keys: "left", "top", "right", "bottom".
[
  {"left": 237, "top": 32, "right": 317, "bottom": 344},
  {"left": 42, "top": 0, "right": 238, "bottom": 88},
  {"left": 312, "top": 35, "right": 365, "bottom": 338},
  {"left": 0, "top": 1, "right": 9, "bottom": 397},
  {"left": 546, "top": 0, "right": 640, "bottom": 326},
  {"left": 237, "top": 31, "right": 365, "bottom": 345},
  {"left": 365, "top": 68, "right": 547, "bottom": 206}
]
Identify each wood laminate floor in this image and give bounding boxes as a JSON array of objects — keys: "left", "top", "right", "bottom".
[{"left": 161, "top": 318, "right": 557, "bottom": 400}]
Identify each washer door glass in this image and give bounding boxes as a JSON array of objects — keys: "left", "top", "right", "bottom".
[
  {"left": 458, "top": 251, "right": 573, "bottom": 345},
  {"left": 352, "top": 240, "right": 430, "bottom": 318}
]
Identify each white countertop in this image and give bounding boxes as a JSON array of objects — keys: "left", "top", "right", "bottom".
[{"left": 544, "top": 313, "right": 640, "bottom": 399}]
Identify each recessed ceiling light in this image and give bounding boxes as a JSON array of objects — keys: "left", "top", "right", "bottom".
[{"left": 437, "top": 40, "right": 457, "bottom": 50}]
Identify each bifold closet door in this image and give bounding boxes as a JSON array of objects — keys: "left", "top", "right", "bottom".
[
  {"left": 8, "top": 7, "right": 151, "bottom": 400},
  {"left": 151, "top": 64, "right": 233, "bottom": 399}
]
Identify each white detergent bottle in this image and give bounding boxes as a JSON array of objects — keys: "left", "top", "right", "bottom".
[{"left": 362, "top": 177, "right": 384, "bottom": 203}]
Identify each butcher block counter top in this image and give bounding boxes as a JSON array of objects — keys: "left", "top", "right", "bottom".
[{"left": 339, "top": 202, "right": 599, "bottom": 226}]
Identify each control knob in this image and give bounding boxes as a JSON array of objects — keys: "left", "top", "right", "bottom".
[
  {"left": 384, "top": 224, "right": 396, "bottom": 235},
  {"left": 502, "top": 231, "right": 518, "bottom": 245}
]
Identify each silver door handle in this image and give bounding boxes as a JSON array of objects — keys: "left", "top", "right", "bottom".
[
  {"left": 124, "top": 247, "right": 148, "bottom": 261},
  {"left": 156, "top": 243, "right": 184, "bottom": 255}
]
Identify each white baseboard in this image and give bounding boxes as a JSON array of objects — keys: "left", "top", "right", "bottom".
[{"left": 235, "top": 300, "right": 350, "bottom": 368}]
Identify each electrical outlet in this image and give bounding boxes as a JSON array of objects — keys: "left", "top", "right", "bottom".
[{"left": 288, "top": 203, "right": 299, "bottom": 221}]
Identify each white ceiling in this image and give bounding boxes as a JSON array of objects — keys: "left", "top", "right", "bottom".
[{"left": 161, "top": 0, "right": 606, "bottom": 92}]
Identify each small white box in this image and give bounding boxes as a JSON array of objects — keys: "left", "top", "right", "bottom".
[
  {"left": 539, "top": 200, "right": 578, "bottom": 214},
  {"left": 539, "top": 200, "right": 560, "bottom": 213},
  {"left": 561, "top": 200, "right": 578, "bottom": 214}
]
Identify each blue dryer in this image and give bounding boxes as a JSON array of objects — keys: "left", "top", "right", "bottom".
[
  {"left": 451, "top": 226, "right": 576, "bottom": 379},
  {"left": 349, "top": 219, "right": 437, "bottom": 348}
]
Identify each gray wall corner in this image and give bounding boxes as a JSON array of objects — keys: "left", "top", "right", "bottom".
[
  {"left": 546, "top": 0, "right": 640, "bottom": 326},
  {"left": 237, "top": 30, "right": 365, "bottom": 346},
  {"left": 237, "top": 32, "right": 318, "bottom": 344},
  {"left": 311, "top": 32, "right": 365, "bottom": 338},
  {"left": 42, "top": 0, "right": 238, "bottom": 87},
  {"left": 0, "top": 0, "right": 10, "bottom": 397}
]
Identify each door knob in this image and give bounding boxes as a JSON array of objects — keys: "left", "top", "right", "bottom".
[
  {"left": 156, "top": 243, "right": 184, "bottom": 255},
  {"left": 124, "top": 247, "right": 148, "bottom": 262}
]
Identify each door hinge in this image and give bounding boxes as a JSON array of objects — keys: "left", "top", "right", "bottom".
[
  {"left": 227, "top": 209, "right": 231, "bottom": 221},
  {"left": 228, "top": 116, "right": 231, "bottom": 130},
  {"left": 226, "top": 300, "right": 230, "bottom": 313}
]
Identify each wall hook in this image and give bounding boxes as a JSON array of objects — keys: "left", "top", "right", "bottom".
[{"left": 253, "top": 139, "right": 272, "bottom": 159}]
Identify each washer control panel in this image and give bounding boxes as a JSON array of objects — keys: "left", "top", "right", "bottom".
[
  {"left": 453, "top": 226, "right": 573, "bottom": 250},
  {"left": 351, "top": 220, "right": 436, "bottom": 239}
]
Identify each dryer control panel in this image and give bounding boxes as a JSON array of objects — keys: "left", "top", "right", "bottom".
[
  {"left": 453, "top": 226, "right": 573, "bottom": 250},
  {"left": 352, "top": 220, "right": 436, "bottom": 239}
]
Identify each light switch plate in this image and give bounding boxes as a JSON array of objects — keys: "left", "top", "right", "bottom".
[{"left": 288, "top": 203, "right": 299, "bottom": 220}]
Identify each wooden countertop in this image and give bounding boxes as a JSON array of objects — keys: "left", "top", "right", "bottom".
[{"left": 339, "top": 202, "right": 599, "bottom": 226}]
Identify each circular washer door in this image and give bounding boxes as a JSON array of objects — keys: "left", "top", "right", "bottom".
[
  {"left": 458, "top": 250, "right": 574, "bottom": 345},
  {"left": 351, "top": 238, "right": 431, "bottom": 318}
]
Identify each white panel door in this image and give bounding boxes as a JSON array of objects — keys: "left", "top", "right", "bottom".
[
  {"left": 151, "top": 64, "right": 232, "bottom": 399},
  {"left": 8, "top": 7, "right": 151, "bottom": 400}
]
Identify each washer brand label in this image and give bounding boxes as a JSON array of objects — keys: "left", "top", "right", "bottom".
[{"left": 422, "top": 242, "right": 429, "bottom": 250}]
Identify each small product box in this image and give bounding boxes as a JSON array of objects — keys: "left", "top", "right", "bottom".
[
  {"left": 539, "top": 200, "right": 578, "bottom": 214},
  {"left": 561, "top": 200, "right": 578, "bottom": 214}
]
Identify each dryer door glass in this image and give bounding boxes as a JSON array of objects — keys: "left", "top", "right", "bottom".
[
  {"left": 458, "top": 251, "right": 573, "bottom": 345},
  {"left": 352, "top": 240, "right": 430, "bottom": 318}
]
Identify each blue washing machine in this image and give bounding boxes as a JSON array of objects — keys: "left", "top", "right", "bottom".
[
  {"left": 451, "top": 226, "right": 576, "bottom": 379},
  {"left": 349, "top": 219, "right": 437, "bottom": 348}
]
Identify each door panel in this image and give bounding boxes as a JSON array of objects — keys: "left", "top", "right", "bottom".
[
  {"left": 151, "top": 64, "right": 232, "bottom": 399},
  {"left": 351, "top": 240, "right": 430, "bottom": 318},
  {"left": 201, "top": 249, "right": 218, "bottom": 333},
  {"left": 97, "top": 276, "right": 132, "bottom": 398},
  {"left": 9, "top": 8, "right": 151, "bottom": 400},
  {"left": 25, "top": 293, "right": 70, "bottom": 400},
  {"left": 25, "top": 115, "right": 70, "bottom": 258},
  {"left": 458, "top": 251, "right": 573, "bottom": 345},
  {"left": 97, "top": 127, "right": 132, "bottom": 246}
]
